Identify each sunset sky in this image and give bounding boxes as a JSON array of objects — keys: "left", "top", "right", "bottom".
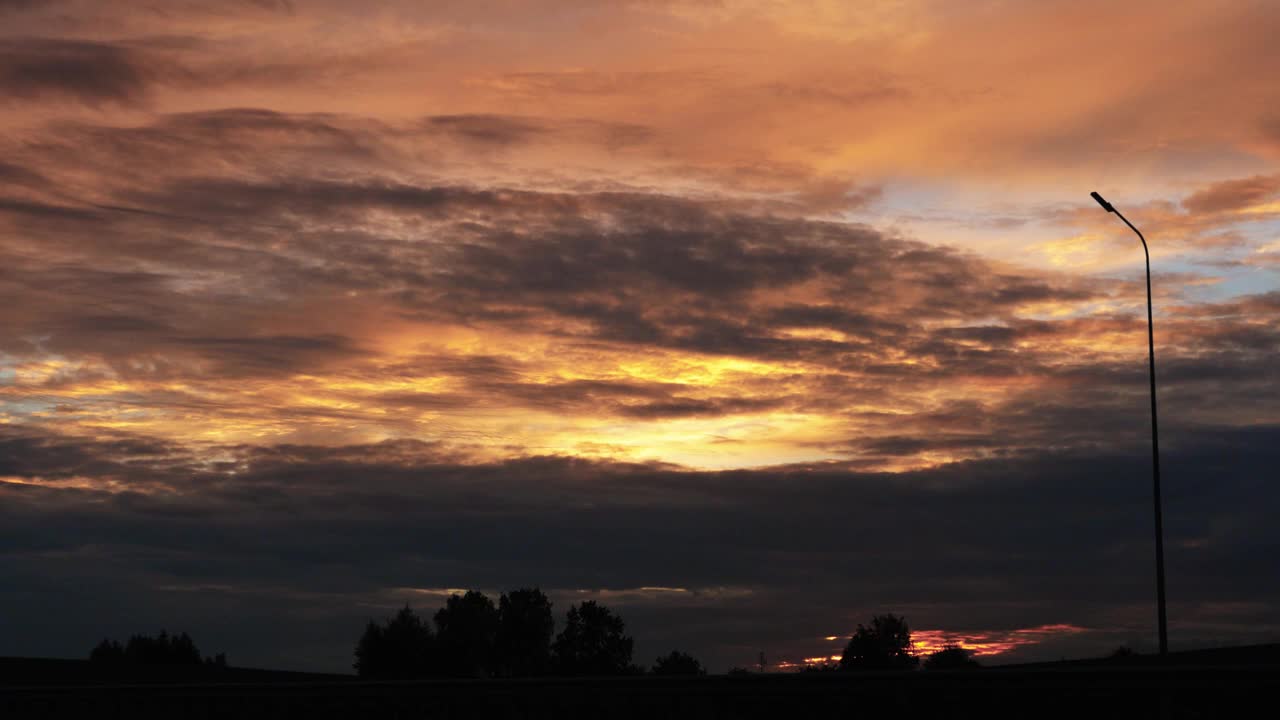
[{"left": 2, "top": 0, "right": 1278, "bottom": 672}]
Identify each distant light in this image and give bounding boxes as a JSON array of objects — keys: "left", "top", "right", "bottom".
[{"left": 824, "top": 636, "right": 839, "bottom": 641}]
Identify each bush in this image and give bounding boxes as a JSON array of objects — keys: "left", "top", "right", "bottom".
[
  {"left": 652, "top": 650, "right": 705, "bottom": 676},
  {"left": 839, "top": 614, "right": 919, "bottom": 671},
  {"left": 923, "top": 644, "right": 980, "bottom": 670}
]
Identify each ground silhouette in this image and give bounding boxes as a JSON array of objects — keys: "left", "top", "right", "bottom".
[{"left": 37, "top": 616, "right": 1278, "bottom": 719}]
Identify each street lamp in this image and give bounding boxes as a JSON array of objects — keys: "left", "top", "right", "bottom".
[{"left": 1090, "top": 191, "right": 1167, "bottom": 656}]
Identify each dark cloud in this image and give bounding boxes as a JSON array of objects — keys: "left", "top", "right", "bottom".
[
  {"left": 0, "top": 160, "right": 49, "bottom": 188},
  {"left": 171, "top": 334, "right": 363, "bottom": 375},
  {"left": 0, "top": 429, "right": 185, "bottom": 484},
  {"left": 244, "top": 0, "right": 293, "bottom": 11},
  {"left": 0, "top": 38, "right": 151, "bottom": 104},
  {"left": 370, "top": 378, "right": 793, "bottom": 422},
  {"left": 416, "top": 113, "right": 656, "bottom": 155},
  {"left": 1, "top": 424, "right": 1277, "bottom": 671},
  {"left": 862, "top": 434, "right": 1003, "bottom": 457},
  {"left": 767, "top": 304, "right": 908, "bottom": 336},
  {"left": 1182, "top": 174, "right": 1280, "bottom": 214},
  {"left": 424, "top": 114, "right": 548, "bottom": 146},
  {"left": 0, "top": 196, "right": 103, "bottom": 221},
  {"left": 35, "top": 108, "right": 381, "bottom": 179},
  {"left": 0, "top": 0, "right": 55, "bottom": 11}
]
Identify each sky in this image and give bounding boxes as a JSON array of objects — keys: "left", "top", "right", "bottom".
[{"left": 1, "top": 0, "right": 1278, "bottom": 673}]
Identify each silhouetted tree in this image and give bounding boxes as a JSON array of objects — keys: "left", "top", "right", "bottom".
[
  {"left": 131, "top": 631, "right": 201, "bottom": 665},
  {"left": 652, "top": 650, "right": 705, "bottom": 676},
  {"left": 839, "top": 614, "right": 918, "bottom": 671},
  {"left": 435, "top": 590, "right": 500, "bottom": 677},
  {"left": 495, "top": 587, "right": 554, "bottom": 677},
  {"left": 923, "top": 644, "right": 980, "bottom": 670},
  {"left": 90, "top": 631, "right": 213, "bottom": 666},
  {"left": 551, "top": 601, "right": 634, "bottom": 676},
  {"left": 354, "top": 606, "right": 436, "bottom": 679},
  {"left": 90, "top": 639, "right": 125, "bottom": 663}
]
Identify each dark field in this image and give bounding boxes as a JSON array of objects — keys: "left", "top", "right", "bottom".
[{"left": 4, "top": 651, "right": 1278, "bottom": 720}]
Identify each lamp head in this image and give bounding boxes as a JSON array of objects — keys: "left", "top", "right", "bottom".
[{"left": 1090, "top": 191, "right": 1115, "bottom": 213}]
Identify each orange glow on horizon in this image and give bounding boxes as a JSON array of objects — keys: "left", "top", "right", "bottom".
[
  {"left": 776, "top": 624, "right": 1092, "bottom": 670},
  {"left": 909, "top": 624, "right": 1090, "bottom": 657}
]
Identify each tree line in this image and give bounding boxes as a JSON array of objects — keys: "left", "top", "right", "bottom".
[
  {"left": 90, "top": 630, "right": 227, "bottom": 668},
  {"left": 354, "top": 591, "right": 978, "bottom": 678},
  {"left": 89, "top": 599, "right": 979, "bottom": 675},
  {"left": 353, "top": 588, "right": 703, "bottom": 678}
]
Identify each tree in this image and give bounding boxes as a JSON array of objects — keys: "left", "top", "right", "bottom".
[
  {"left": 495, "top": 587, "right": 554, "bottom": 677},
  {"left": 90, "top": 631, "right": 216, "bottom": 666},
  {"left": 839, "top": 614, "right": 919, "bottom": 671},
  {"left": 130, "top": 630, "right": 202, "bottom": 665},
  {"left": 90, "top": 639, "right": 125, "bottom": 663},
  {"left": 551, "top": 601, "right": 634, "bottom": 676},
  {"left": 354, "top": 606, "right": 436, "bottom": 678},
  {"left": 923, "top": 644, "right": 980, "bottom": 670},
  {"left": 435, "top": 590, "right": 500, "bottom": 677},
  {"left": 652, "top": 650, "right": 705, "bottom": 676}
]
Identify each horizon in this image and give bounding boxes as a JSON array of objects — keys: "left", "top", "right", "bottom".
[{"left": 1, "top": 0, "right": 1278, "bottom": 674}]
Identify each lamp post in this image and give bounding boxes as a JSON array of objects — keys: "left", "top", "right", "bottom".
[{"left": 1090, "top": 191, "right": 1167, "bottom": 656}]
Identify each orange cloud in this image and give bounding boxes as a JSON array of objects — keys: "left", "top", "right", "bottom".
[{"left": 911, "top": 624, "right": 1090, "bottom": 658}]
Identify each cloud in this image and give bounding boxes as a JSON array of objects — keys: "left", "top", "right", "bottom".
[
  {"left": 422, "top": 114, "right": 549, "bottom": 146},
  {"left": 4, "top": 108, "right": 1276, "bottom": 463},
  {"left": 1182, "top": 174, "right": 1280, "bottom": 214},
  {"left": 484, "top": 68, "right": 721, "bottom": 98},
  {"left": 3, "top": 0, "right": 1280, "bottom": 673},
  {"left": 1, "top": 423, "right": 1278, "bottom": 670},
  {"left": 0, "top": 0, "right": 57, "bottom": 11},
  {"left": 0, "top": 39, "right": 151, "bottom": 104}
]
